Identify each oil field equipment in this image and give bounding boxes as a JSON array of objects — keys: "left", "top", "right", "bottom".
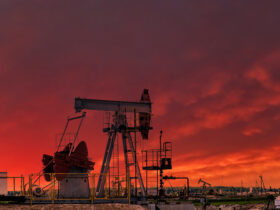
[
  {"left": 74, "top": 89, "right": 152, "bottom": 197},
  {"left": 42, "top": 112, "right": 94, "bottom": 198},
  {"left": 142, "top": 131, "right": 173, "bottom": 197},
  {"left": 259, "top": 175, "right": 266, "bottom": 194},
  {"left": 198, "top": 178, "right": 211, "bottom": 194},
  {"left": 162, "top": 176, "right": 190, "bottom": 198}
]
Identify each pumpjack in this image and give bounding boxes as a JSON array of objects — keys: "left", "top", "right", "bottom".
[
  {"left": 162, "top": 176, "right": 190, "bottom": 197},
  {"left": 42, "top": 112, "right": 94, "bottom": 181},
  {"left": 75, "top": 89, "right": 152, "bottom": 197},
  {"left": 198, "top": 178, "right": 211, "bottom": 194},
  {"left": 42, "top": 112, "right": 95, "bottom": 198}
]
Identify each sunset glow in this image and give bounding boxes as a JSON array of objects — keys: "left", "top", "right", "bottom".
[{"left": 1, "top": 1, "right": 280, "bottom": 188}]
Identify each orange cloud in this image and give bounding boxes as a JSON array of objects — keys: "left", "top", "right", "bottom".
[
  {"left": 168, "top": 146, "right": 280, "bottom": 187},
  {"left": 1, "top": 0, "right": 280, "bottom": 189},
  {"left": 242, "top": 128, "right": 262, "bottom": 136}
]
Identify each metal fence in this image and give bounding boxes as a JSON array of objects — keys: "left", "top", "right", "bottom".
[
  {"left": 27, "top": 172, "right": 131, "bottom": 204},
  {"left": 0, "top": 175, "right": 25, "bottom": 196}
]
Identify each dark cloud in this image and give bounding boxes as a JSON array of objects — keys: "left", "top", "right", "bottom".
[{"left": 1, "top": 0, "right": 280, "bottom": 186}]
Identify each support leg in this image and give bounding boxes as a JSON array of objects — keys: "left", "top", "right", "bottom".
[
  {"left": 122, "top": 132, "right": 130, "bottom": 191},
  {"left": 96, "top": 131, "right": 117, "bottom": 195},
  {"left": 127, "top": 132, "right": 146, "bottom": 197}
]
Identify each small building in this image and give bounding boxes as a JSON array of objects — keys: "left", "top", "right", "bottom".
[{"left": 0, "top": 172, "right": 7, "bottom": 195}]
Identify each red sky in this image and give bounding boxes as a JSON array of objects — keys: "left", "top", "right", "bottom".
[{"left": 1, "top": 0, "right": 280, "bottom": 188}]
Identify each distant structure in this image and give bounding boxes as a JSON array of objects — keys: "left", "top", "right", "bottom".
[
  {"left": 198, "top": 178, "right": 211, "bottom": 194},
  {"left": 0, "top": 172, "right": 7, "bottom": 195},
  {"left": 259, "top": 175, "right": 266, "bottom": 194}
]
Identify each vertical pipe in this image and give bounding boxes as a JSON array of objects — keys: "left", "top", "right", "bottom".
[
  {"left": 117, "top": 136, "right": 120, "bottom": 197},
  {"left": 159, "top": 131, "right": 163, "bottom": 196},
  {"left": 122, "top": 132, "right": 130, "bottom": 194},
  {"left": 21, "top": 176, "right": 23, "bottom": 195},
  {"left": 187, "top": 177, "right": 190, "bottom": 197},
  {"left": 134, "top": 109, "right": 137, "bottom": 197},
  {"left": 159, "top": 131, "right": 162, "bottom": 158},
  {"left": 21, "top": 175, "right": 25, "bottom": 196},
  {"left": 23, "top": 176, "right": 25, "bottom": 196},
  {"left": 156, "top": 151, "right": 158, "bottom": 197},
  {"left": 146, "top": 151, "right": 148, "bottom": 195}
]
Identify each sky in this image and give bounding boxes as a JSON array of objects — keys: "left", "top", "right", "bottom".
[{"left": 1, "top": 0, "right": 280, "bottom": 188}]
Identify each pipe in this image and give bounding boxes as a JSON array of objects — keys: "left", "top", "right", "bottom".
[{"left": 162, "top": 175, "right": 190, "bottom": 197}]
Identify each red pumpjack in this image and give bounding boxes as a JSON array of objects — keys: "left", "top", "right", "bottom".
[{"left": 42, "top": 112, "right": 94, "bottom": 181}]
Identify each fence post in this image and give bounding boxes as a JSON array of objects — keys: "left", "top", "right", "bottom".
[
  {"left": 13, "top": 177, "right": 15, "bottom": 195},
  {"left": 51, "top": 173, "right": 55, "bottom": 204},
  {"left": 128, "top": 173, "right": 131, "bottom": 204},
  {"left": 21, "top": 175, "right": 24, "bottom": 196},
  {"left": 91, "top": 174, "right": 95, "bottom": 204},
  {"left": 29, "top": 174, "right": 33, "bottom": 205}
]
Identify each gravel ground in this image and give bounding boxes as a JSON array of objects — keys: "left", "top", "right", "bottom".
[
  {"left": 0, "top": 204, "right": 146, "bottom": 210},
  {"left": 195, "top": 204, "right": 266, "bottom": 210},
  {"left": 0, "top": 203, "right": 269, "bottom": 210}
]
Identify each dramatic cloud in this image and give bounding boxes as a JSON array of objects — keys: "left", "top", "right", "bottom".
[{"left": 1, "top": 0, "right": 280, "bottom": 187}]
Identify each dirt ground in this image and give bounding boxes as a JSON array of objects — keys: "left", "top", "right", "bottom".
[
  {"left": 0, "top": 204, "right": 147, "bottom": 210},
  {"left": 0, "top": 203, "right": 270, "bottom": 210},
  {"left": 195, "top": 204, "right": 266, "bottom": 210}
]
